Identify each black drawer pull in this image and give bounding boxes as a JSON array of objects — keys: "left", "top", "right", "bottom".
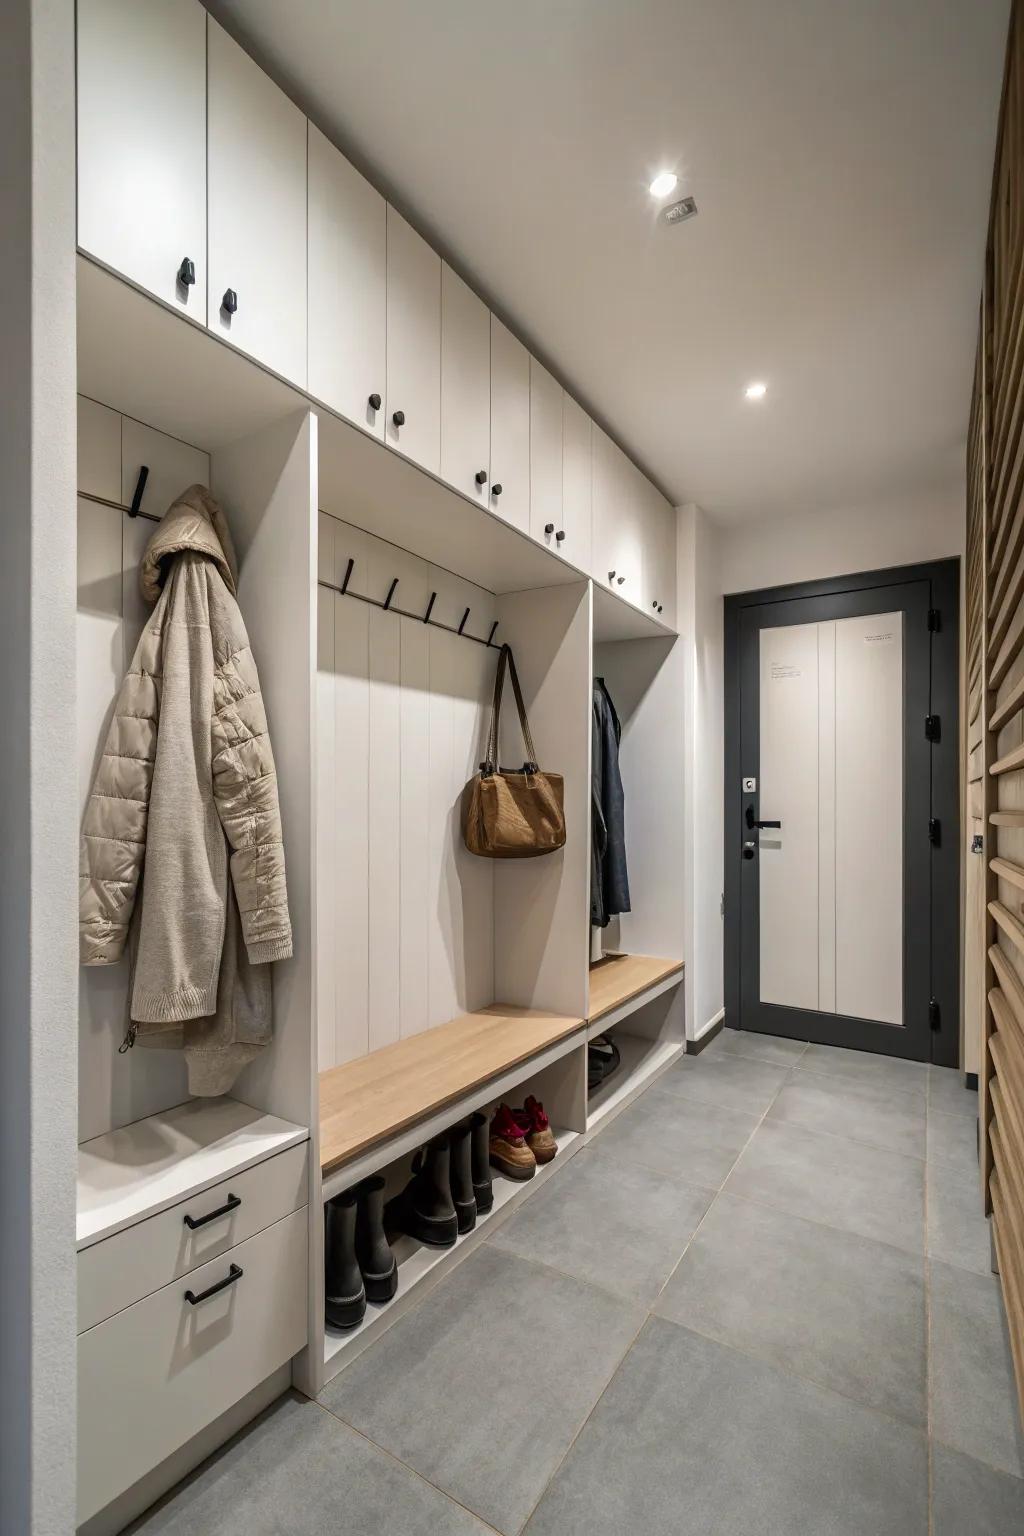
[
  {"left": 185, "top": 1263, "right": 243, "bottom": 1306},
  {"left": 368, "top": 392, "right": 382, "bottom": 411},
  {"left": 476, "top": 469, "right": 488, "bottom": 485},
  {"left": 492, "top": 482, "right": 503, "bottom": 497},
  {"left": 183, "top": 1192, "right": 241, "bottom": 1230},
  {"left": 392, "top": 409, "right": 405, "bottom": 427},
  {"left": 222, "top": 288, "right": 238, "bottom": 315},
  {"left": 177, "top": 257, "right": 196, "bottom": 287},
  {"left": 555, "top": 529, "right": 565, "bottom": 542}
]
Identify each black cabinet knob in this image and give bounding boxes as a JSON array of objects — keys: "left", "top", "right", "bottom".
[
  {"left": 608, "top": 570, "right": 616, "bottom": 581},
  {"left": 221, "top": 288, "right": 238, "bottom": 315},
  {"left": 617, "top": 576, "right": 625, "bottom": 585},
  {"left": 657, "top": 604, "right": 664, "bottom": 613},
  {"left": 652, "top": 600, "right": 658, "bottom": 609},
  {"left": 368, "top": 393, "right": 381, "bottom": 411},
  {"left": 544, "top": 523, "right": 555, "bottom": 536},
  {"left": 177, "top": 257, "right": 195, "bottom": 287},
  {"left": 476, "top": 470, "right": 488, "bottom": 485},
  {"left": 392, "top": 409, "right": 405, "bottom": 427},
  {"left": 492, "top": 483, "right": 503, "bottom": 497},
  {"left": 556, "top": 530, "right": 566, "bottom": 543}
]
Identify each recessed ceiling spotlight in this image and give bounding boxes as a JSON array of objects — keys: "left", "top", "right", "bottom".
[
  {"left": 649, "top": 170, "right": 678, "bottom": 199},
  {"left": 744, "top": 381, "right": 768, "bottom": 400}
]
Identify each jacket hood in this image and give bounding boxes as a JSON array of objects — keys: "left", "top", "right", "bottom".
[{"left": 140, "top": 484, "right": 239, "bottom": 603}]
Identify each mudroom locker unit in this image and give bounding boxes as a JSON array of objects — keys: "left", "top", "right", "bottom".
[{"left": 71, "top": 2, "right": 687, "bottom": 1529}]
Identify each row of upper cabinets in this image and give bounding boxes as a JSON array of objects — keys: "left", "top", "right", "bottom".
[{"left": 76, "top": 0, "right": 675, "bottom": 623}]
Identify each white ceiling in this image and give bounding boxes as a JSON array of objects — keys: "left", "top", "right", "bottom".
[{"left": 206, "top": 0, "right": 1009, "bottom": 524}]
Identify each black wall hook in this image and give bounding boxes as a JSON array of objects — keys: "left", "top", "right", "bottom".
[
  {"left": 317, "top": 560, "right": 499, "bottom": 650},
  {"left": 128, "top": 465, "right": 149, "bottom": 518}
]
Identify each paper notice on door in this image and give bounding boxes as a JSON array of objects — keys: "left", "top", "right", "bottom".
[
  {"left": 770, "top": 663, "right": 802, "bottom": 680},
  {"left": 863, "top": 631, "right": 895, "bottom": 644}
]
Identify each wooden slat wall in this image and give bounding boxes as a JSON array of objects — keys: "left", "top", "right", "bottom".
[{"left": 970, "top": 0, "right": 1024, "bottom": 1431}]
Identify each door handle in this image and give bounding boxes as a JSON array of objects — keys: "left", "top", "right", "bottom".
[{"left": 745, "top": 805, "right": 781, "bottom": 831}]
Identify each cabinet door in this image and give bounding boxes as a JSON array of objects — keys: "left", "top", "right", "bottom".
[
  {"left": 640, "top": 480, "right": 677, "bottom": 624},
  {"left": 386, "top": 208, "right": 441, "bottom": 474},
  {"left": 592, "top": 427, "right": 641, "bottom": 599},
  {"left": 77, "top": 0, "right": 207, "bottom": 317},
  {"left": 489, "top": 318, "right": 530, "bottom": 531},
  {"left": 207, "top": 20, "right": 307, "bottom": 386},
  {"left": 440, "top": 265, "right": 490, "bottom": 503},
  {"left": 308, "top": 125, "right": 386, "bottom": 438},
  {"left": 529, "top": 359, "right": 564, "bottom": 552},
  {"left": 562, "top": 394, "right": 593, "bottom": 573}
]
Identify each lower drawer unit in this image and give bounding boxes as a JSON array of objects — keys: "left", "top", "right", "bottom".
[{"left": 77, "top": 1205, "right": 307, "bottom": 1525}]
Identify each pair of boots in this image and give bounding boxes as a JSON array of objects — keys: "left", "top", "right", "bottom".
[
  {"left": 489, "top": 1096, "right": 558, "bottom": 1180},
  {"left": 324, "top": 1175, "right": 397, "bottom": 1331},
  {"left": 388, "top": 1113, "right": 493, "bottom": 1249}
]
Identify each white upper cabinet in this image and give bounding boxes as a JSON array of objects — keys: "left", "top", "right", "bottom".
[
  {"left": 489, "top": 318, "right": 530, "bottom": 532},
  {"left": 77, "top": 0, "right": 207, "bottom": 319},
  {"left": 592, "top": 427, "right": 643, "bottom": 604},
  {"left": 308, "top": 126, "right": 386, "bottom": 439},
  {"left": 440, "top": 265, "right": 491, "bottom": 504},
  {"left": 562, "top": 394, "right": 593, "bottom": 575},
  {"left": 207, "top": 19, "right": 308, "bottom": 387},
  {"left": 529, "top": 359, "right": 564, "bottom": 553},
  {"left": 638, "top": 481, "right": 677, "bottom": 624},
  {"left": 386, "top": 209, "right": 442, "bottom": 474}
]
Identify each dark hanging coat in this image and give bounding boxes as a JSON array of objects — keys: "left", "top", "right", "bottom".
[{"left": 591, "top": 678, "right": 630, "bottom": 927}]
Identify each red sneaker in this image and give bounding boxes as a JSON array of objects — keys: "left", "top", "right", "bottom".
[
  {"left": 489, "top": 1104, "right": 536, "bottom": 1180},
  {"left": 515, "top": 1095, "right": 558, "bottom": 1165}
]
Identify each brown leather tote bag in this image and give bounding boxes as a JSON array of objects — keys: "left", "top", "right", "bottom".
[{"left": 463, "top": 644, "right": 566, "bottom": 858}]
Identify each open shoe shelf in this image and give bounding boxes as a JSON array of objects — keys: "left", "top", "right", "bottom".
[
  {"left": 587, "top": 953, "right": 685, "bottom": 1036},
  {"left": 585, "top": 1035, "right": 686, "bottom": 1133},
  {"left": 319, "top": 1005, "right": 585, "bottom": 1188},
  {"left": 322, "top": 1122, "right": 581, "bottom": 1380},
  {"left": 76, "top": 1098, "right": 309, "bottom": 1250}
]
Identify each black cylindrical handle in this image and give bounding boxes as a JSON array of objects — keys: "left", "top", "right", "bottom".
[
  {"left": 183, "top": 1192, "right": 241, "bottom": 1231},
  {"left": 492, "top": 483, "right": 503, "bottom": 497},
  {"left": 657, "top": 604, "right": 663, "bottom": 613},
  {"left": 476, "top": 470, "right": 488, "bottom": 485},
  {"left": 608, "top": 570, "right": 616, "bottom": 581},
  {"left": 178, "top": 257, "right": 196, "bottom": 287},
  {"left": 617, "top": 575, "right": 625, "bottom": 585},
  {"left": 652, "top": 601, "right": 658, "bottom": 609},
  {"left": 545, "top": 523, "right": 555, "bottom": 536},
  {"left": 392, "top": 409, "right": 405, "bottom": 427},
  {"left": 222, "top": 288, "right": 238, "bottom": 315},
  {"left": 556, "top": 530, "right": 565, "bottom": 543},
  {"left": 184, "top": 1263, "right": 243, "bottom": 1306},
  {"left": 368, "top": 393, "right": 381, "bottom": 411}
]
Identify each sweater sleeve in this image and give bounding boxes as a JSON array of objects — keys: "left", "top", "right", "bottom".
[
  {"left": 79, "top": 622, "right": 162, "bottom": 964},
  {"left": 210, "top": 594, "right": 293, "bottom": 965}
]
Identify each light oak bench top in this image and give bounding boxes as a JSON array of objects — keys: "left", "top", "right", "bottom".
[
  {"left": 588, "top": 953, "right": 685, "bottom": 1025},
  {"left": 319, "top": 1005, "right": 584, "bottom": 1176}
]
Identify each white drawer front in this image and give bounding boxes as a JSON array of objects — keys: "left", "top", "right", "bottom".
[
  {"left": 78, "top": 1142, "right": 308, "bottom": 1333},
  {"left": 78, "top": 1205, "right": 307, "bottom": 1525}
]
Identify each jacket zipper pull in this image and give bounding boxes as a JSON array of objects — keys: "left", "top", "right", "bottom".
[{"left": 118, "top": 1019, "right": 138, "bottom": 1054}]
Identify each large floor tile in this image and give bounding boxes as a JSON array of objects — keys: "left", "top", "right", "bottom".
[
  {"left": 710, "top": 1027, "right": 809, "bottom": 1068},
  {"left": 768, "top": 1068, "right": 926, "bottom": 1159},
  {"left": 928, "top": 1107, "right": 979, "bottom": 1171},
  {"left": 524, "top": 1318, "right": 928, "bottom": 1536},
  {"left": 723, "top": 1119, "right": 926, "bottom": 1253},
  {"left": 592, "top": 1084, "right": 760, "bottom": 1188},
  {"left": 654, "top": 1194, "right": 927, "bottom": 1425},
  {"left": 927, "top": 1157, "right": 992, "bottom": 1276},
  {"left": 128, "top": 1393, "right": 491, "bottom": 1535},
  {"left": 930, "top": 1259, "right": 1024, "bottom": 1479},
  {"left": 799, "top": 1043, "right": 928, "bottom": 1096},
  {"left": 932, "top": 1444, "right": 1024, "bottom": 1535},
  {"left": 657, "top": 1051, "right": 791, "bottom": 1116},
  {"left": 320, "top": 1244, "right": 644, "bottom": 1536},
  {"left": 489, "top": 1145, "right": 712, "bottom": 1304},
  {"left": 928, "top": 1065, "right": 981, "bottom": 1121}
]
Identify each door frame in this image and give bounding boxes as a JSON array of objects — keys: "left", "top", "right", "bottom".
[{"left": 723, "top": 558, "right": 960, "bottom": 1066}]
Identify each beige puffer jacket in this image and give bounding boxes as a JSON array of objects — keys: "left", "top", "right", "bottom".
[{"left": 79, "top": 485, "right": 292, "bottom": 1094}]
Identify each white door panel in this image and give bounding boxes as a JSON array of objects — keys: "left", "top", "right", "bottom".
[{"left": 758, "top": 612, "right": 904, "bottom": 1025}]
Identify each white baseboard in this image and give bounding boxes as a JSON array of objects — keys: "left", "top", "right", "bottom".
[{"left": 691, "top": 1007, "right": 725, "bottom": 1043}]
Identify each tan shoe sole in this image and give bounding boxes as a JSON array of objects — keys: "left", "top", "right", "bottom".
[
  {"left": 528, "top": 1129, "right": 558, "bottom": 1164},
  {"left": 489, "top": 1136, "right": 536, "bottom": 1180}
]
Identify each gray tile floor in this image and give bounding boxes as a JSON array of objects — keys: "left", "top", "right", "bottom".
[{"left": 132, "top": 1030, "right": 1024, "bottom": 1536}]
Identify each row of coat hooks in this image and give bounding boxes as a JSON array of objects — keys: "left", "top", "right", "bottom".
[{"left": 86, "top": 466, "right": 502, "bottom": 653}]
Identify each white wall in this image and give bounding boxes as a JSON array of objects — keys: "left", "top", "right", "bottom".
[
  {"left": 679, "top": 505, "right": 725, "bottom": 1042},
  {"left": 719, "top": 479, "right": 964, "bottom": 594},
  {"left": 0, "top": 2, "right": 78, "bottom": 1531}
]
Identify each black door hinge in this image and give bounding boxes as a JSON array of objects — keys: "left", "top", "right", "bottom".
[
  {"left": 929, "top": 817, "right": 941, "bottom": 846},
  {"left": 929, "top": 997, "right": 941, "bottom": 1031},
  {"left": 925, "top": 714, "right": 941, "bottom": 742},
  {"left": 928, "top": 608, "right": 941, "bottom": 632}
]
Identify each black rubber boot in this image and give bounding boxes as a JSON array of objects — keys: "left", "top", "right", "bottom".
[
  {"left": 387, "top": 1135, "right": 458, "bottom": 1247},
  {"left": 470, "top": 1111, "right": 494, "bottom": 1214},
  {"left": 355, "top": 1175, "right": 398, "bottom": 1303},
  {"left": 448, "top": 1120, "right": 477, "bottom": 1234},
  {"left": 324, "top": 1191, "right": 366, "bottom": 1330}
]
